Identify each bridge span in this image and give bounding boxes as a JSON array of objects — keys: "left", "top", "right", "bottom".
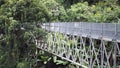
[{"left": 36, "top": 22, "right": 120, "bottom": 68}]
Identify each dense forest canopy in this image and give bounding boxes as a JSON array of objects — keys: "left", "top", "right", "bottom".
[
  {"left": 43, "top": 0, "right": 120, "bottom": 22},
  {"left": 0, "top": 0, "right": 120, "bottom": 68}
]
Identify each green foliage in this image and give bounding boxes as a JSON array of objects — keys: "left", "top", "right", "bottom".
[
  {"left": 55, "top": 0, "right": 82, "bottom": 8},
  {"left": 17, "top": 62, "right": 30, "bottom": 68},
  {"left": 0, "top": 0, "right": 48, "bottom": 68},
  {"left": 85, "top": 1, "right": 120, "bottom": 22},
  {"left": 67, "top": 2, "right": 89, "bottom": 22},
  {"left": 53, "top": 56, "right": 68, "bottom": 65},
  {"left": 67, "top": 1, "right": 120, "bottom": 22},
  {"left": 40, "top": 0, "right": 68, "bottom": 22},
  {"left": 47, "top": 33, "right": 78, "bottom": 48}
]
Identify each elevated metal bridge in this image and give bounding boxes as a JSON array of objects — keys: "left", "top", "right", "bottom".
[{"left": 36, "top": 22, "right": 120, "bottom": 68}]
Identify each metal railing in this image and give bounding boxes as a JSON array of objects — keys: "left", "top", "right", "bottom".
[
  {"left": 42, "top": 22, "right": 120, "bottom": 42},
  {"left": 37, "top": 22, "right": 120, "bottom": 68}
]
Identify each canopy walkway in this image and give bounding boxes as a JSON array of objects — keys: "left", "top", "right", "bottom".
[{"left": 36, "top": 22, "right": 120, "bottom": 68}]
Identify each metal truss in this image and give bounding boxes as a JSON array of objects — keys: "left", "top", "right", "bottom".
[{"left": 36, "top": 22, "right": 120, "bottom": 68}]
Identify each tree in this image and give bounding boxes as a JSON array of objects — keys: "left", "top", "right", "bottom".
[
  {"left": 41, "top": 0, "right": 68, "bottom": 22},
  {"left": 0, "top": 0, "right": 48, "bottom": 68}
]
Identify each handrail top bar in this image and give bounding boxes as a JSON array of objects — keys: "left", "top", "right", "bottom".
[{"left": 44, "top": 22, "right": 120, "bottom": 24}]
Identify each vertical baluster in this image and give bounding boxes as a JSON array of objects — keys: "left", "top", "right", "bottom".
[
  {"left": 101, "top": 40, "right": 104, "bottom": 68},
  {"left": 113, "top": 42, "right": 117, "bottom": 68},
  {"left": 101, "top": 23, "right": 104, "bottom": 68},
  {"left": 113, "top": 23, "right": 117, "bottom": 68},
  {"left": 89, "top": 38, "right": 92, "bottom": 68}
]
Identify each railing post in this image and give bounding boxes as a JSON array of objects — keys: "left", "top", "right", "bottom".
[
  {"left": 115, "top": 23, "right": 117, "bottom": 37},
  {"left": 89, "top": 38, "right": 93, "bottom": 68},
  {"left": 113, "top": 23, "right": 117, "bottom": 68},
  {"left": 101, "top": 23, "right": 104, "bottom": 68},
  {"left": 113, "top": 42, "right": 117, "bottom": 68},
  {"left": 101, "top": 40, "right": 104, "bottom": 68},
  {"left": 48, "top": 22, "right": 50, "bottom": 32}
]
